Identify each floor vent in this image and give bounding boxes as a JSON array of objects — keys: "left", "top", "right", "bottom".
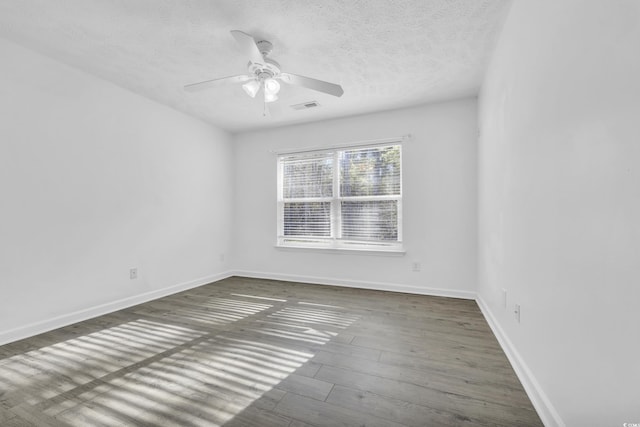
[{"left": 290, "top": 101, "right": 320, "bottom": 110}]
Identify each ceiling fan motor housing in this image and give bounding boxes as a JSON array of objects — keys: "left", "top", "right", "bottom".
[{"left": 248, "top": 56, "right": 281, "bottom": 81}]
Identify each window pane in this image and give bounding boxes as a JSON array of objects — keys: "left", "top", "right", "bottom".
[
  {"left": 282, "top": 153, "right": 333, "bottom": 198},
  {"left": 284, "top": 202, "right": 331, "bottom": 237},
  {"left": 341, "top": 200, "right": 398, "bottom": 241},
  {"left": 339, "top": 145, "right": 401, "bottom": 197}
]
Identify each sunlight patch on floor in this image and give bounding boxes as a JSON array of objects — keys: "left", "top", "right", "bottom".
[{"left": 0, "top": 291, "right": 361, "bottom": 426}]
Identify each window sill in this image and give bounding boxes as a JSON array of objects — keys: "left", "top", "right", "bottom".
[{"left": 274, "top": 244, "right": 406, "bottom": 256}]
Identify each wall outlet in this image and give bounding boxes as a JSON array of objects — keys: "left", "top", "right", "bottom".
[
  {"left": 130, "top": 268, "right": 138, "bottom": 280},
  {"left": 514, "top": 303, "right": 520, "bottom": 323},
  {"left": 502, "top": 289, "right": 507, "bottom": 308},
  {"left": 219, "top": 253, "right": 225, "bottom": 262},
  {"left": 412, "top": 262, "right": 421, "bottom": 272}
]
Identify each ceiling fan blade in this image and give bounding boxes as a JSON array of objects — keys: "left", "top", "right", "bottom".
[
  {"left": 279, "top": 72, "right": 344, "bottom": 97},
  {"left": 184, "top": 75, "right": 251, "bottom": 92},
  {"left": 230, "top": 30, "right": 264, "bottom": 66}
]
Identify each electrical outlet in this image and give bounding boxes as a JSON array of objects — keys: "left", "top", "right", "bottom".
[
  {"left": 130, "top": 268, "right": 138, "bottom": 280},
  {"left": 502, "top": 289, "right": 507, "bottom": 308},
  {"left": 412, "top": 262, "right": 421, "bottom": 272},
  {"left": 219, "top": 253, "right": 225, "bottom": 262},
  {"left": 514, "top": 304, "right": 520, "bottom": 323}
]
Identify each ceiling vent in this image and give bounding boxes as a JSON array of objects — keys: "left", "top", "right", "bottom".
[{"left": 290, "top": 101, "right": 320, "bottom": 110}]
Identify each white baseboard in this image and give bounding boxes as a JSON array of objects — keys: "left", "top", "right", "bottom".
[
  {"left": 232, "top": 270, "right": 476, "bottom": 300},
  {"left": 476, "top": 296, "right": 564, "bottom": 427},
  {"left": 0, "top": 270, "right": 234, "bottom": 346}
]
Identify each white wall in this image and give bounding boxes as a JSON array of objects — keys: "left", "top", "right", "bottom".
[
  {"left": 232, "top": 99, "right": 478, "bottom": 298},
  {"left": 0, "top": 38, "right": 233, "bottom": 344},
  {"left": 478, "top": 1, "right": 640, "bottom": 425}
]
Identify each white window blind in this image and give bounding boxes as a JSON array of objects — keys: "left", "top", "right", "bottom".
[{"left": 277, "top": 143, "right": 402, "bottom": 251}]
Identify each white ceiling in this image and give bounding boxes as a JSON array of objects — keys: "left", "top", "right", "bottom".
[{"left": 0, "top": 0, "right": 511, "bottom": 133}]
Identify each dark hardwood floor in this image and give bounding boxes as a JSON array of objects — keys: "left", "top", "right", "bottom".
[{"left": 0, "top": 276, "right": 543, "bottom": 426}]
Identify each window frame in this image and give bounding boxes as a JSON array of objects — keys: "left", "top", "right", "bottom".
[{"left": 276, "top": 141, "right": 403, "bottom": 253}]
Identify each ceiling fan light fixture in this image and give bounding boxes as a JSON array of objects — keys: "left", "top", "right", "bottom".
[
  {"left": 242, "top": 79, "right": 260, "bottom": 98},
  {"left": 264, "top": 78, "right": 280, "bottom": 95}
]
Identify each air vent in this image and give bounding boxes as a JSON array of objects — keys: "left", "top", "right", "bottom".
[{"left": 290, "top": 101, "right": 320, "bottom": 110}]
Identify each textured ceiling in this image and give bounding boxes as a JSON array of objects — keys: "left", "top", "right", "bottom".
[{"left": 0, "top": 0, "right": 511, "bottom": 133}]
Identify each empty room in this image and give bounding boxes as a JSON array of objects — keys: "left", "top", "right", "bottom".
[{"left": 1, "top": 1, "right": 638, "bottom": 426}]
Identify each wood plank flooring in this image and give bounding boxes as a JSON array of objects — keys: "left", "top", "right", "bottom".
[{"left": 0, "top": 277, "right": 543, "bottom": 426}]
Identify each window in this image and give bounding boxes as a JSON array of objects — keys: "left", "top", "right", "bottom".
[{"left": 277, "top": 143, "right": 402, "bottom": 251}]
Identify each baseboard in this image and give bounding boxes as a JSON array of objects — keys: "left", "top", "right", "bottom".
[
  {"left": 476, "top": 296, "right": 564, "bottom": 427},
  {"left": 232, "top": 270, "right": 476, "bottom": 300},
  {"left": 0, "top": 270, "right": 234, "bottom": 346}
]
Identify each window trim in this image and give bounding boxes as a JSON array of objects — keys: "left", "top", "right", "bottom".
[{"left": 276, "top": 140, "right": 404, "bottom": 253}]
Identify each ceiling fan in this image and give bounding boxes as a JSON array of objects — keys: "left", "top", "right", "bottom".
[{"left": 184, "top": 30, "right": 344, "bottom": 104}]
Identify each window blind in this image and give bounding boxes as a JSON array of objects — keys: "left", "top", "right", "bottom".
[{"left": 278, "top": 143, "right": 402, "bottom": 251}]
